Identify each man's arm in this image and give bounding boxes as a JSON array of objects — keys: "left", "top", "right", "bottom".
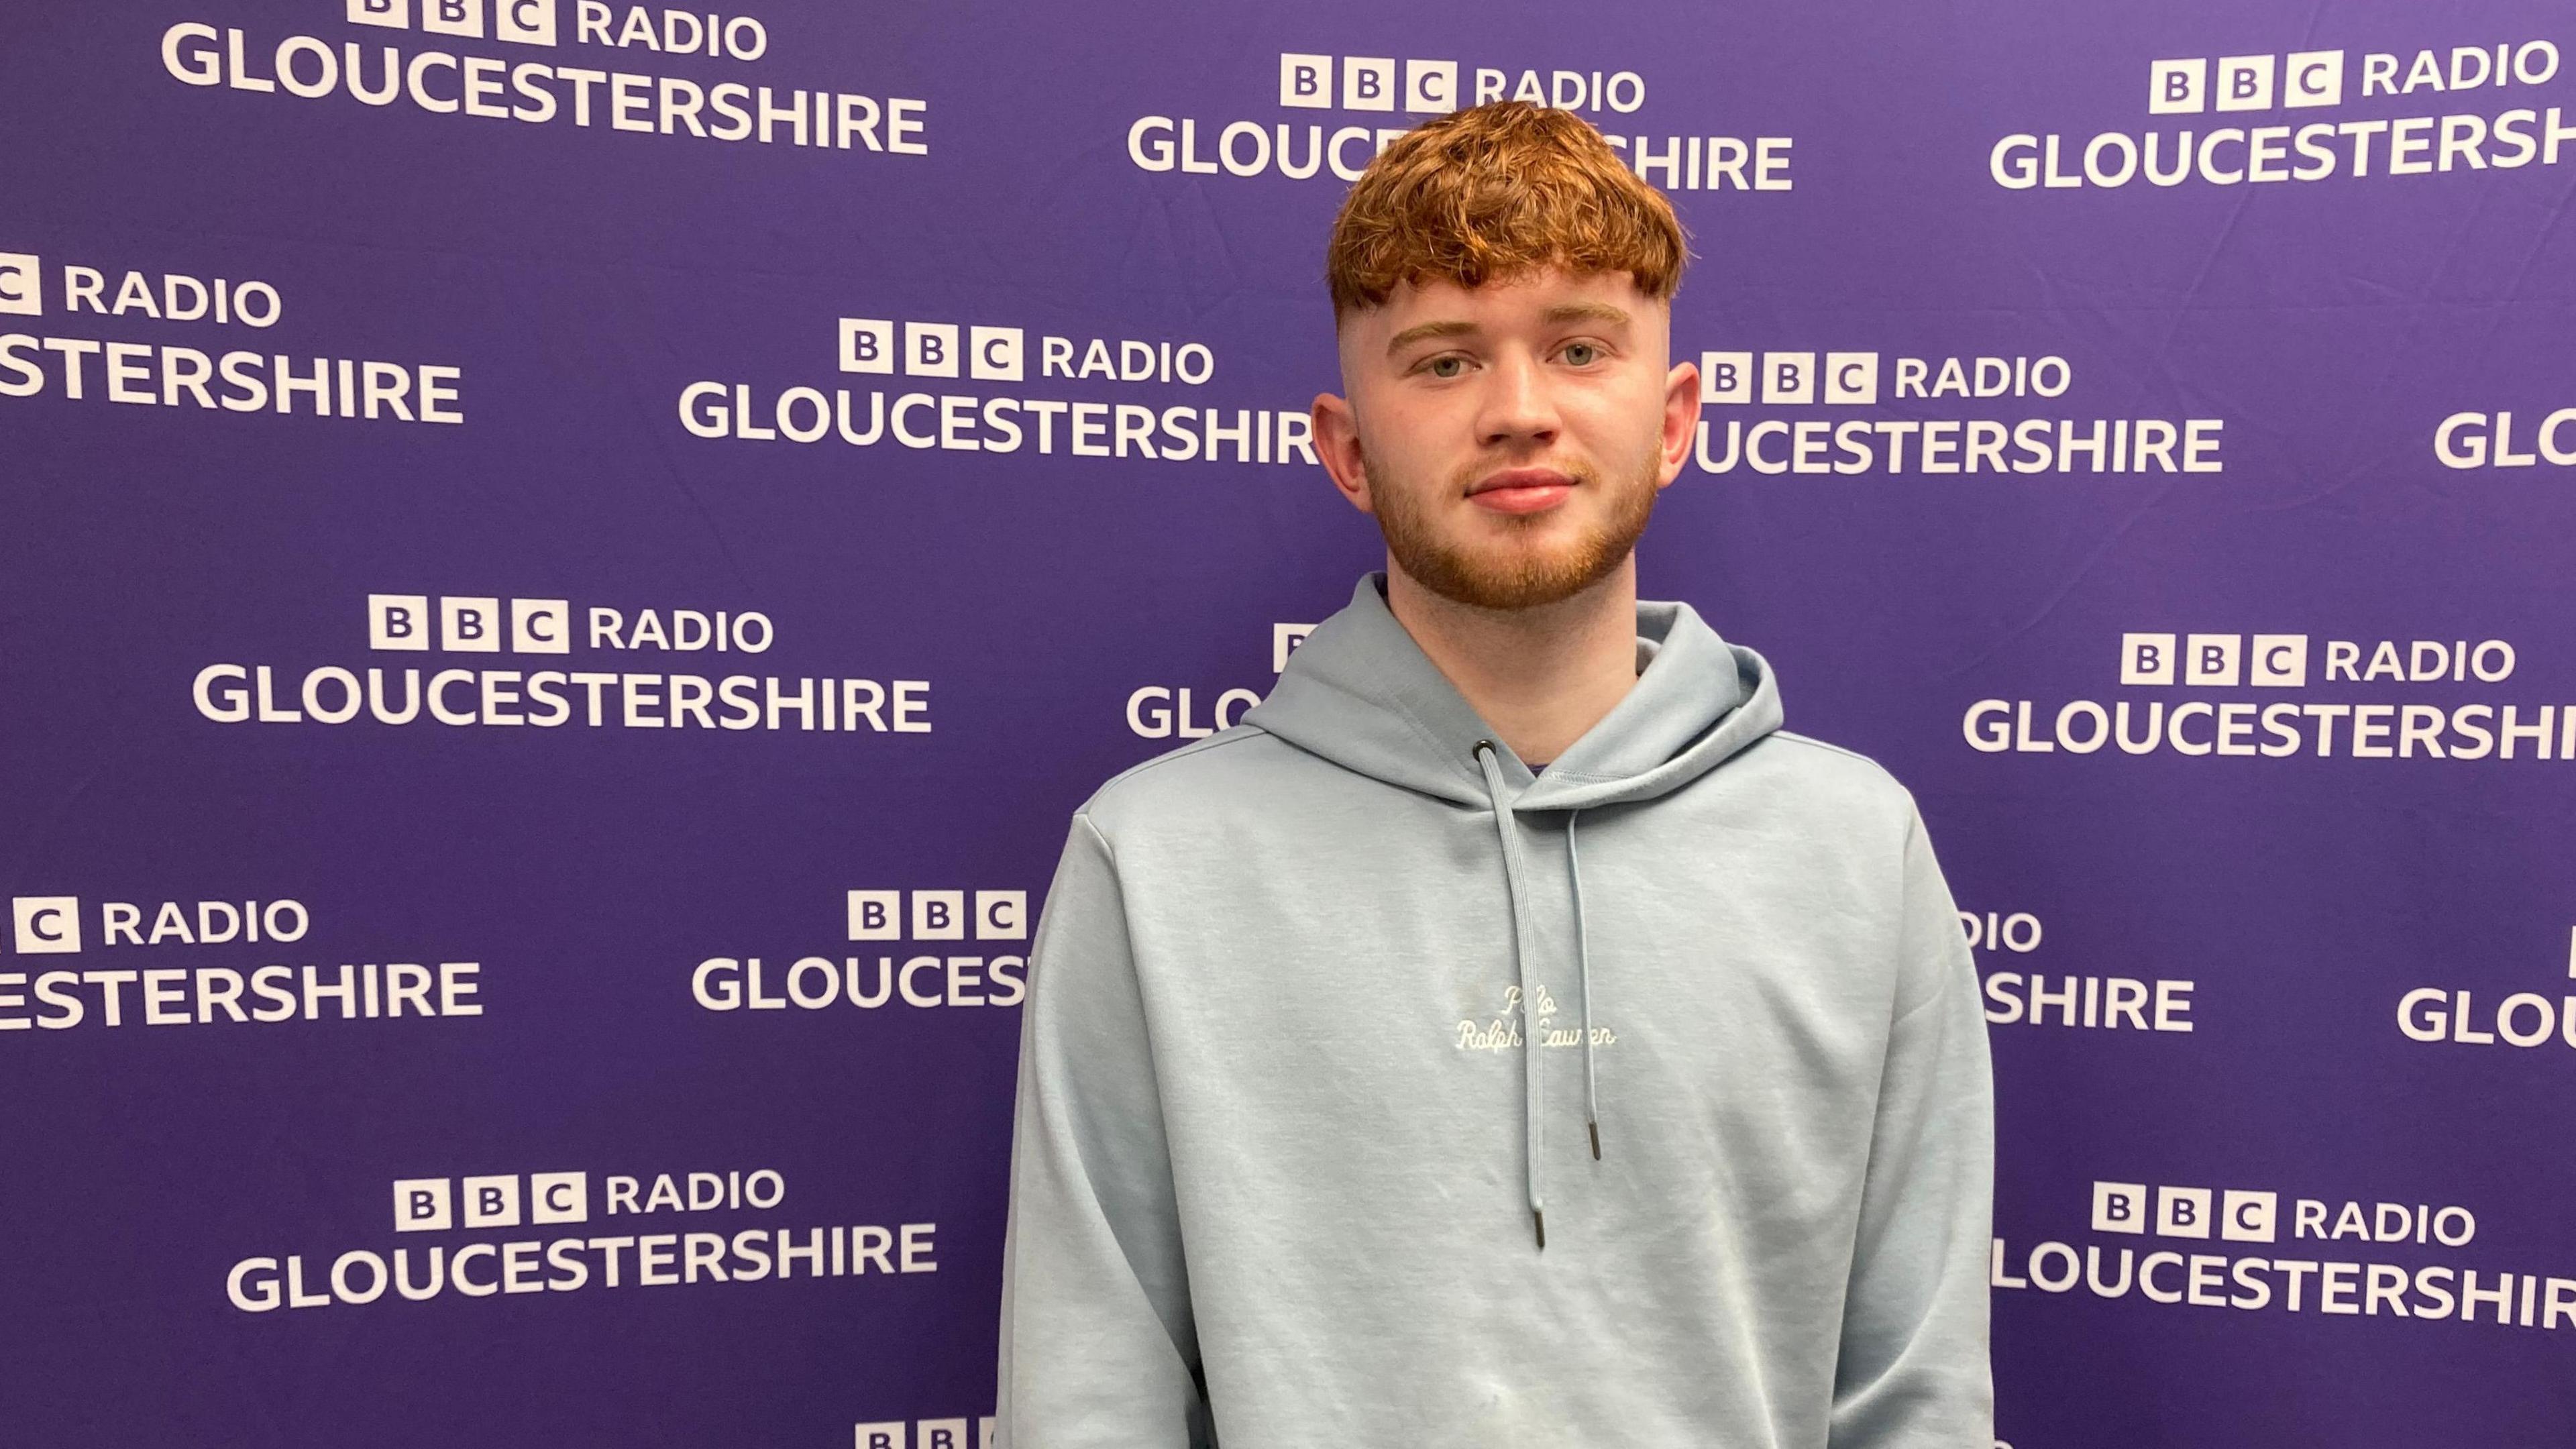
[
  {"left": 1829, "top": 806, "right": 1996, "bottom": 1446},
  {"left": 996, "top": 814, "right": 1210, "bottom": 1448}
]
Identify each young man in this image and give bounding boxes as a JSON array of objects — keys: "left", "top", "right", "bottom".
[{"left": 998, "top": 102, "right": 1994, "bottom": 1447}]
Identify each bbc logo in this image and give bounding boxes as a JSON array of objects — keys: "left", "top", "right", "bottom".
[
  {"left": 370, "top": 594, "right": 570, "bottom": 653},
  {"left": 2120, "top": 633, "right": 2310, "bottom": 688},
  {"left": 839, "top": 321, "right": 1024, "bottom": 382},
  {"left": 847, "top": 890, "right": 1026, "bottom": 943},
  {"left": 2092, "top": 1181, "right": 2279, "bottom": 1242},
  {"left": 855, "top": 1419, "right": 994, "bottom": 1449},
  {"left": 1278, "top": 54, "right": 1458, "bottom": 114},
  {"left": 394, "top": 1172, "right": 588, "bottom": 1231},
  {"left": 2149, "top": 53, "right": 2344, "bottom": 114},
  {"left": 0, "top": 252, "right": 39, "bottom": 317},
  {"left": 11, "top": 896, "right": 80, "bottom": 955},
  {"left": 347, "top": 0, "right": 557, "bottom": 46},
  {"left": 1699, "top": 351, "right": 1879, "bottom": 406}
]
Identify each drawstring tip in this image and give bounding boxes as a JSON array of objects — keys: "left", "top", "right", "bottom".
[
  {"left": 1533, "top": 1209, "right": 1546, "bottom": 1250},
  {"left": 1588, "top": 1120, "right": 1602, "bottom": 1161}
]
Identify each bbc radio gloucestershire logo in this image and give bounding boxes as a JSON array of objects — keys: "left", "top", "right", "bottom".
[
  {"left": 1124, "top": 623, "right": 1313, "bottom": 740},
  {"left": 225, "top": 1159, "right": 941, "bottom": 1313},
  {"left": 1686, "top": 345, "right": 2225, "bottom": 479},
  {"left": 1126, "top": 50, "right": 1792, "bottom": 192},
  {"left": 1963, "top": 629, "right": 2574, "bottom": 763},
  {"left": 191, "top": 592, "right": 932, "bottom": 735},
  {"left": 4, "top": 893, "right": 485, "bottom": 1032},
  {"left": 0, "top": 248, "right": 464, "bottom": 425},
  {"left": 2394, "top": 927, "right": 2576, "bottom": 1054},
  {"left": 1993, "top": 36, "right": 2573, "bottom": 191},
  {"left": 691, "top": 889, "right": 1030, "bottom": 1014},
  {"left": 156, "top": 2, "right": 928, "bottom": 159},
  {"left": 1958, "top": 906, "right": 2197, "bottom": 1036},
  {"left": 677, "top": 313, "right": 1320, "bottom": 471},
  {"left": 1991, "top": 1176, "right": 2576, "bottom": 1334}
]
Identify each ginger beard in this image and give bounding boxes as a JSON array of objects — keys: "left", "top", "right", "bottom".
[{"left": 1364, "top": 442, "right": 1662, "bottom": 611}]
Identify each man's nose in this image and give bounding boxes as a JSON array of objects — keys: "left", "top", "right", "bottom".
[{"left": 1477, "top": 354, "right": 1562, "bottom": 447}]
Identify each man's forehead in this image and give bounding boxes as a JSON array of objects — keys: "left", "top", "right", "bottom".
[{"left": 1349, "top": 268, "right": 1662, "bottom": 339}]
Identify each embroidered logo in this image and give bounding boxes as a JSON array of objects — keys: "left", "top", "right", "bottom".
[{"left": 1455, "top": 984, "right": 1617, "bottom": 1053}]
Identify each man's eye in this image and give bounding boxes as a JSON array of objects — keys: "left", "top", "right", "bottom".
[
  {"left": 1562, "top": 343, "right": 1599, "bottom": 366},
  {"left": 1426, "top": 356, "right": 1466, "bottom": 378}
]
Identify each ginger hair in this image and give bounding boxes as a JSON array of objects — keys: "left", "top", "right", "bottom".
[{"left": 1325, "top": 101, "right": 1688, "bottom": 315}]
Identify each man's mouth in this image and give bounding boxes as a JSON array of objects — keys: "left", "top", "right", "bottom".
[{"left": 1464, "top": 467, "right": 1577, "bottom": 515}]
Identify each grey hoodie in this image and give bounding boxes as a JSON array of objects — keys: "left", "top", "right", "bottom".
[{"left": 998, "top": 576, "right": 1994, "bottom": 1448}]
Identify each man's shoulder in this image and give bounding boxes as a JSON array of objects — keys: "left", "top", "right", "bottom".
[
  {"left": 1730, "top": 728, "right": 1922, "bottom": 830},
  {"left": 1075, "top": 724, "right": 1309, "bottom": 837}
]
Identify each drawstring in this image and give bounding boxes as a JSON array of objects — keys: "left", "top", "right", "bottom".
[
  {"left": 1473, "top": 741, "right": 1547, "bottom": 1249},
  {"left": 1474, "top": 743, "right": 1604, "bottom": 1250},
  {"left": 1568, "top": 810, "right": 1601, "bottom": 1164}
]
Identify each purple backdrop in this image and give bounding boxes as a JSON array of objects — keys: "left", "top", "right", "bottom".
[{"left": 5, "top": 3, "right": 2573, "bottom": 1445}]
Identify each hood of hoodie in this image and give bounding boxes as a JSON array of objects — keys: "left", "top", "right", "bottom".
[{"left": 1246, "top": 574, "right": 1782, "bottom": 810}]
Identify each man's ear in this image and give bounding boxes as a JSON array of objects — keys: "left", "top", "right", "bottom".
[
  {"left": 1311, "top": 392, "right": 1375, "bottom": 515},
  {"left": 1654, "top": 357, "right": 1701, "bottom": 490}
]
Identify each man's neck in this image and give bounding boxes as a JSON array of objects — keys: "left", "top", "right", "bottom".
[{"left": 1383, "top": 558, "right": 1642, "bottom": 766}]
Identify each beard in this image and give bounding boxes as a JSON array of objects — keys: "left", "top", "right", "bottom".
[{"left": 1369, "top": 446, "right": 1662, "bottom": 611}]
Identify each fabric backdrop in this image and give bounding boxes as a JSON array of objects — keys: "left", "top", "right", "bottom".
[{"left": 4, "top": 2, "right": 2572, "bottom": 1444}]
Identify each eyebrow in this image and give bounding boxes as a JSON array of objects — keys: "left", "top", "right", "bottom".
[
  {"left": 1542, "top": 303, "right": 1631, "bottom": 327},
  {"left": 1383, "top": 304, "right": 1634, "bottom": 357},
  {"left": 1385, "top": 319, "right": 1477, "bottom": 355}
]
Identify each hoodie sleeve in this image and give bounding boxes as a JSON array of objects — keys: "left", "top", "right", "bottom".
[
  {"left": 1828, "top": 806, "right": 1996, "bottom": 1448},
  {"left": 996, "top": 813, "right": 1212, "bottom": 1449}
]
